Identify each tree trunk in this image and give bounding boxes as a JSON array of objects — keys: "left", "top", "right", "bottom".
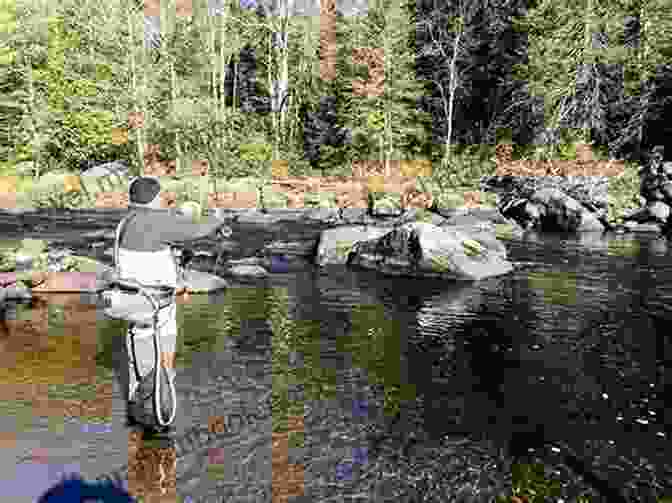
[
  {"left": 128, "top": 6, "right": 144, "bottom": 178},
  {"left": 278, "top": 0, "right": 292, "bottom": 137},
  {"left": 25, "top": 55, "right": 40, "bottom": 180},
  {"left": 219, "top": 8, "right": 227, "bottom": 149},
  {"left": 445, "top": 29, "right": 462, "bottom": 166}
]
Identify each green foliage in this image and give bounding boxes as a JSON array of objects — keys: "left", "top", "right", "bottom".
[
  {"left": 328, "top": 0, "right": 432, "bottom": 170},
  {"left": 0, "top": 0, "right": 650, "bottom": 221},
  {"left": 30, "top": 187, "right": 87, "bottom": 210},
  {"left": 237, "top": 141, "right": 273, "bottom": 178},
  {"left": 607, "top": 160, "right": 641, "bottom": 224},
  {"left": 414, "top": 145, "right": 497, "bottom": 208},
  {"left": 0, "top": 0, "right": 17, "bottom": 66},
  {"left": 633, "top": 0, "right": 672, "bottom": 87},
  {"left": 15, "top": 12, "right": 123, "bottom": 170},
  {"left": 317, "top": 143, "right": 352, "bottom": 176},
  {"left": 26, "top": 170, "right": 88, "bottom": 209},
  {"left": 366, "top": 110, "right": 385, "bottom": 132}
]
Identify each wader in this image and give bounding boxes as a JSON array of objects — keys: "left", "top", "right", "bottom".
[{"left": 103, "top": 211, "right": 182, "bottom": 430}]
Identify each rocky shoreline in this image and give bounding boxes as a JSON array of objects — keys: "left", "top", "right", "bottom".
[
  {"left": 1, "top": 177, "right": 670, "bottom": 304},
  {"left": 0, "top": 201, "right": 666, "bottom": 279},
  {"left": 0, "top": 205, "right": 523, "bottom": 310}
]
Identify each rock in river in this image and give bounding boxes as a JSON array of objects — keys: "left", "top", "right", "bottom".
[
  {"left": 317, "top": 221, "right": 513, "bottom": 281},
  {"left": 480, "top": 175, "right": 609, "bottom": 232}
]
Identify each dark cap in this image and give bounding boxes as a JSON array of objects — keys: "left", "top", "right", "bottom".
[{"left": 129, "top": 177, "right": 161, "bottom": 204}]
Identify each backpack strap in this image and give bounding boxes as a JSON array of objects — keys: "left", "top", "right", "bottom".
[
  {"left": 114, "top": 211, "right": 137, "bottom": 276},
  {"left": 113, "top": 211, "right": 177, "bottom": 302}
]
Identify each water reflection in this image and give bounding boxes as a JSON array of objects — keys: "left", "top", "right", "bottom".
[{"left": 2, "top": 223, "right": 671, "bottom": 501}]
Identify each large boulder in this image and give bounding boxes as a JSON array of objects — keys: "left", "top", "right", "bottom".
[
  {"left": 316, "top": 226, "right": 400, "bottom": 266},
  {"left": 317, "top": 221, "right": 513, "bottom": 281},
  {"left": 482, "top": 175, "right": 609, "bottom": 215},
  {"left": 481, "top": 175, "right": 609, "bottom": 233},
  {"left": 529, "top": 187, "right": 606, "bottom": 232}
]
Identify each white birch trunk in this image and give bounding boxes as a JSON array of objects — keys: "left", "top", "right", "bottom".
[
  {"left": 129, "top": 7, "right": 145, "bottom": 178},
  {"left": 445, "top": 29, "right": 462, "bottom": 167},
  {"left": 219, "top": 12, "right": 225, "bottom": 146},
  {"left": 26, "top": 56, "right": 40, "bottom": 179}
]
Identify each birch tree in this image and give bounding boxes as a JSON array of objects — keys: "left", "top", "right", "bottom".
[
  {"left": 127, "top": 0, "right": 147, "bottom": 176},
  {"left": 334, "top": 0, "right": 430, "bottom": 170},
  {"left": 254, "top": 0, "right": 297, "bottom": 160},
  {"left": 415, "top": 0, "right": 484, "bottom": 166}
]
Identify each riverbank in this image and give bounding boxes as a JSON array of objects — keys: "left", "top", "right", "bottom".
[{"left": 0, "top": 147, "right": 644, "bottom": 229}]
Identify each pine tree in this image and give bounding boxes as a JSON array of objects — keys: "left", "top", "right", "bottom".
[{"left": 333, "top": 0, "right": 433, "bottom": 174}]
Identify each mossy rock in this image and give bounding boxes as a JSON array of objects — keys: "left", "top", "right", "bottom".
[
  {"left": 462, "top": 238, "right": 485, "bottom": 257},
  {"left": 495, "top": 223, "right": 519, "bottom": 241}
]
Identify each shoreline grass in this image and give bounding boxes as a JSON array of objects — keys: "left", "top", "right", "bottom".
[{"left": 0, "top": 156, "right": 641, "bottom": 225}]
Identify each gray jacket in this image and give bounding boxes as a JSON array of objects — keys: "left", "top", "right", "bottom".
[
  {"left": 115, "top": 206, "right": 227, "bottom": 289},
  {"left": 118, "top": 205, "right": 226, "bottom": 252}
]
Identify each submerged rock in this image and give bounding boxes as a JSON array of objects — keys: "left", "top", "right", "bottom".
[
  {"left": 0, "top": 283, "right": 32, "bottom": 303},
  {"left": 226, "top": 264, "right": 268, "bottom": 278},
  {"left": 623, "top": 222, "right": 663, "bottom": 233}
]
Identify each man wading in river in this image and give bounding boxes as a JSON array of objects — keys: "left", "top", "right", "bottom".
[{"left": 116, "top": 176, "right": 231, "bottom": 436}]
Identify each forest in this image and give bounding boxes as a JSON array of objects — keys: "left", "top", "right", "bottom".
[{"left": 0, "top": 0, "right": 671, "bottom": 213}]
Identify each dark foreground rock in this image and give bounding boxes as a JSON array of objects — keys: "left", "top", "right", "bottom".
[
  {"left": 317, "top": 221, "right": 513, "bottom": 280},
  {"left": 480, "top": 175, "right": 610, "bottom": 232}
]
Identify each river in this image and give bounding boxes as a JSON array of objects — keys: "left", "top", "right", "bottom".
[{"left": 0, "top": 210, "right": 670, "bottom": 502}]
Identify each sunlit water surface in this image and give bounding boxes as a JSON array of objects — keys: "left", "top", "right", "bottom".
[{"left": 0, "top": 217, "right": 670, "bottom": 502}]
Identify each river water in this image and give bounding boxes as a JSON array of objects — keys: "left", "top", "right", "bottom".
[{"left": 0, "top": 212, "right": 670, "bottom": 502}]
